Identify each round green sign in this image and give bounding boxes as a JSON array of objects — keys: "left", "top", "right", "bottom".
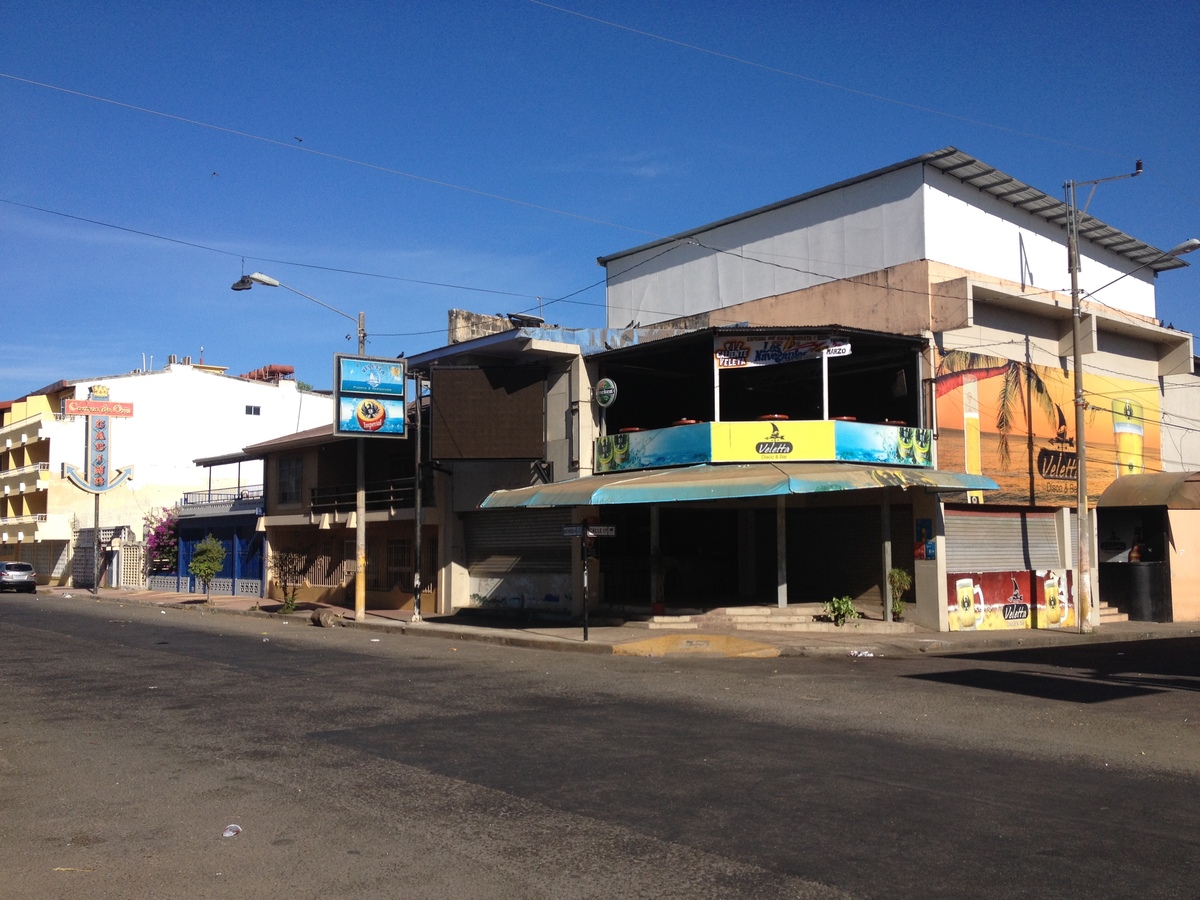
[{"left": 595, "top": 377, "right": 618, "bottom": 408}]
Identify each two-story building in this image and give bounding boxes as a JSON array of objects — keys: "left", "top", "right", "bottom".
[{"left": 585, "top": 147, "right": 1196, "bottom": 629}]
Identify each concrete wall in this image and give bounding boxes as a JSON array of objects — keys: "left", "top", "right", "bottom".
[
  {"left": 1160, "top": 369, "right": 1200, "bottom": 471},
  {"left": 604, "top": 164, "right": 927, "bottom": 327},
  {"left": 603, "top": 161, "right": 1160, "bottom": 330},
  {"left": 1168, "top": 508, "right": 1200, "bottom": 621},
  {"left": 702, "top": 259, "right": 937, "bottom": 335},
  {"left": 923, "top": 171, "right": 1156, "bottom": 319}
]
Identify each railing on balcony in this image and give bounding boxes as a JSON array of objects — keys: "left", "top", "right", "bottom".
[
  {"left": 0, "top": 411, "right": 49, "bottom": 437},
  {"left": 181, "top": 485, "right": 264, "bottom": 506},
  {"left": 0, "top": 513, "right": 48, "bottom": 525},
  {"left": 0, "top": 462, "right": 50, "bottom": 480},
  {"left": 310, "top": 476, "right": 433, "bottom": 513}
]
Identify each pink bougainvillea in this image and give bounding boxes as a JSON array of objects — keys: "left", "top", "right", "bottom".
[{"left": 143, "top": 507, "right": 180, "bottom": 574}]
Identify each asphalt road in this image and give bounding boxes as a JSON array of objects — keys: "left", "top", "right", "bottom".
[{"left": 1, "top": 594, "right": 1197, "bottom": 899}]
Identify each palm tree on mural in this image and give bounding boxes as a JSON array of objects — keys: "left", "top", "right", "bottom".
[{"left": 935, "top": 350, "right": 1063, "bottom": 468}]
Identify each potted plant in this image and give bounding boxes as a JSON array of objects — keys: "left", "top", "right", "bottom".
[
  {"left": 887, "top": 567, "right": 913, "bottom": 622},
  {"left": 824, "top": 595, "right": 861, "bottom": 627}
]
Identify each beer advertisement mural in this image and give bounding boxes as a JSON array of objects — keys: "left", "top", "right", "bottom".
[
  {"left": 935, "top": 350, "right": 1160, "bottom": 505},
  {"left": 945, "top": 570, "right": 1076, "bottom": 631}
]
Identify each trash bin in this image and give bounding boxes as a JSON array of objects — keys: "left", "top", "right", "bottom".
[{"left": 1127, "top": 561, "right": 1171, "bottom": 622}]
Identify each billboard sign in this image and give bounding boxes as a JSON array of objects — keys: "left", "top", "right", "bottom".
[
  {"left": 934, "top": 349, "right": 1160, "bottom": 504},
  {"left": 334, "top": 355, "right": 407, "bottom": 437}
]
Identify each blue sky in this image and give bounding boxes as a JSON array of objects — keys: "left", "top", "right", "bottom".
[{"left": 3, "top": 1, "right": 1198, "bottom": 399}]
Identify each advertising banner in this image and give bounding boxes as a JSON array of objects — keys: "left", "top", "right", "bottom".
[
  {"left": 710, "top": 420, "right": 834, "bottom": 462},
  {"left": 337, "top": 396, "right": 409, "bottom": 436},
  {"left": 935, "top": 350, "right": 1160, "bottom": 505},
  {"left": 334, "top": 355, "right": 407, "bottom": 438},
  {"left": 594, "top": 421, "right": 934, "bottom": 473},
  {"left": 714, "top": 335, "right": 850, "bottom": 369},
  {"left": 946, "top": 569, "right": 1074, "bottom": 631},
  {"left": 596, "top": 424, "right": 710, "bottom": 473}
]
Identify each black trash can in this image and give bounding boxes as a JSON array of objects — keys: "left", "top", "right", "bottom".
[{"left": 1127, "top": 562, "right": 1171, "bottom": 622}]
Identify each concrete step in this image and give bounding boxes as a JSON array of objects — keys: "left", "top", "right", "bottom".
[
  {"left": 1099, "top": 602, "right": 1129, "bottom": 623},
  {"left": 629, "top": 605, "right": 914, "bottom": 634},
  {"left": 645, "top": 617, "right": 699, "bottom": 630},
  {"left": 725, "top": 615, "right": 817, "bottom": 626},
  {"left": 711, "top": 604, "right": 827, "bottom": 618}
]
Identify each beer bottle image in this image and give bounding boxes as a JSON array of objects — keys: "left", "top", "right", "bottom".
[{"left": 1111, "top": 398, "right": 1144, "bottom": 475}]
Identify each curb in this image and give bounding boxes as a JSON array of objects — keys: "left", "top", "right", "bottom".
[{"left": 40, "top": 589, "right": 1200, "bottom": 660}]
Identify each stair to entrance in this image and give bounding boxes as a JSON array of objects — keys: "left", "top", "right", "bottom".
[
  {"left": 641, "top": 603, "right": 916, "bottom": 634},
  {"left": 1098, "top": 601, "right": 1128, "bottom": 624}
]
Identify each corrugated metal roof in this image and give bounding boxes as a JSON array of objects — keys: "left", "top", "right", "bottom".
[
  {"left": 598, "top": 147, "right": 1187, "bottom": 275},
  {"left": 922, "top": 148, "right": 1184, "bottom": 273}
]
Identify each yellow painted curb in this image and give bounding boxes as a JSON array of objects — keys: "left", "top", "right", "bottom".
[{"left": 613, "top": 633, "right": 780, "bottom": 658}]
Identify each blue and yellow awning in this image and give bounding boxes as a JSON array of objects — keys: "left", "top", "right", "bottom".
[{"left": 480, "top": 463, "right": 998, "bottom": 508}]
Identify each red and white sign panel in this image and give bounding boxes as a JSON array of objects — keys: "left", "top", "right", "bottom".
[{"left": 66, "top": 399, "right": 134, "bottom": 417}]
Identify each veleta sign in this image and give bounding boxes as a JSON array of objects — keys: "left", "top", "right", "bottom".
[{"left": 65, "top": 399, "right": 134, "bottom": 417}]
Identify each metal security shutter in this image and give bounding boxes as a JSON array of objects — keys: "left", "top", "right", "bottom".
[
  {"left": 944, "top": 509, "right": 1062, "bottom": 572},
  {"left": 463, "top": 509, "right": 572, "bottom": 576}
]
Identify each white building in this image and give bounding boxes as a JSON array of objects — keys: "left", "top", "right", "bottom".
[{"left": 0, "top": 360, "right": 333, "bottom": 586}]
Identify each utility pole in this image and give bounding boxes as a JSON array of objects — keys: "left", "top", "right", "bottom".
[{"left": 1065, "top": 161, "right": 1141, "bottom": 633}]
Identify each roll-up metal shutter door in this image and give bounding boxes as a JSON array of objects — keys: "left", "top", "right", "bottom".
[
  {"left": 944, "top": 510, "right": 1062, "bottom": 572},
  {"left": 464, "top": 509, "right": 573, "bottom": 576}
]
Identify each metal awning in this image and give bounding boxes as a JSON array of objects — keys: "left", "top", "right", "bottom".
[
  {"left": 1096, "top": 471, "right": 1200, "bottom": 510},
  {"left": 480, "top": 463, "right": 999, "bottom": 508}
]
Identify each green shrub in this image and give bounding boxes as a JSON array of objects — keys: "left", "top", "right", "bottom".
[
  {"left": 824, "top": 595, "right": 861, "bottom": 627},
  {"left": 188, "top": 534, "right": 226, "bottom": 603},
  {"left": 887, "top": 567, "right": 913, "bottom": 620}
]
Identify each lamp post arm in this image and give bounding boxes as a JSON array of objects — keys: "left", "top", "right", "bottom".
[
  {"left": 275, "top": 281, "right": 359, "bottom": 329},
  {"left": 276, "top": 282, "right": 365, "bottom": 353},
  {"left": 238, "top": 273, "right": 367, "bottom": 353}
]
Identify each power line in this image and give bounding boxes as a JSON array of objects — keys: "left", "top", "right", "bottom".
[
  {"left": 0, "top": 197, "right": 542, "bottom": 300},
  {"left": 0, "top": 72, "right": 662, "bottom": 237},
  {"left": 527, "top": 0, "right": 1127, "bottom": 158}
]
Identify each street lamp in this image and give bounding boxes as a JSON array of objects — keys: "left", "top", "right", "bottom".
[
  {"left": 1065, "top": 166, "right": 1196, "bottom": 633},
  {"left": 232, "top": 272, "right": 366, "bottom": 354},
  {"left": 231, "top": 272, "right": 370, "bottom": 622}
]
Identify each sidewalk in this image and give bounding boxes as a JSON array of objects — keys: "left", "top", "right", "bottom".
[{"left": 49, "top": 587, "right": 1200, "bottom": 659}]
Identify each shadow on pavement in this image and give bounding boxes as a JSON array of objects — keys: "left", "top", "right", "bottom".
[
  {"left": 909, "top": 635, "right": 1200, "bottom": 700},
  {"left": 906, "top": 668, "right": 1163, "bottom": 703}
]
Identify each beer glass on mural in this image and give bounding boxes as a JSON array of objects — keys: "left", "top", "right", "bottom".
[
  {"left": 1043, "top": 572, "right": 1065, "bottom": 626},
  {"left": 955, "top": 577, "right": 984, "bottom": 629},
  {"left": 1112, "top": 398, "right": 1144, "bottom": 475},
  {"left": 963, "top": 377, "right": 983, "bottom": 503}
]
